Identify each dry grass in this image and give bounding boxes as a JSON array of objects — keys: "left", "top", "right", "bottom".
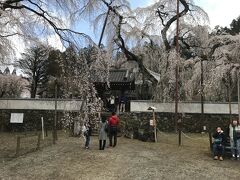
[
  {"left": 0, "top": 131, "right": 239, "bottom": 180},
  {"left": 0, "top": 131, "right": 53, "bottom": 160}
]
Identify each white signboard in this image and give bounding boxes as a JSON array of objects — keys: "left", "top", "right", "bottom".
[
  {"left": 150, "top": 119, "right": 154, "bottom": 126},
  {"left": 10, "top": 113, "right": 24, "bottom": 123}
]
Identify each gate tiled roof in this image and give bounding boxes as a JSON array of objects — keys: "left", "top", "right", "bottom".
[{"left": 109, "top": 69, "right": 134, "bottom": 82}]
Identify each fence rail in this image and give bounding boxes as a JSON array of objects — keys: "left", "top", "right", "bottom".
[{"left": 15, "top": 133, "right": 41, "bottom": 157}]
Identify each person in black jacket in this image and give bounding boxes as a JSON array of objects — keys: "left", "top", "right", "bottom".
[{"left": 212, "top": 127, "right": 226, "bottom": 161}]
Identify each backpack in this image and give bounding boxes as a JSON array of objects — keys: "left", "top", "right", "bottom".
[{"left": 104, "top": 123, "right": 109, "bottom": 133}]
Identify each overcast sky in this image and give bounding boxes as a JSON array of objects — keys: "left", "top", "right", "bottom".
[
  {"left": 130, "top": 0, "right": 240, "bottom": 28},
  {"left": 196, "top": 0, "right": 240, "bottom": 27}
]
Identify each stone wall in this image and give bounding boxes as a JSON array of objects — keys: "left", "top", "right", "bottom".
[
  {"left": 0, "top": 110, "right": 62, "bottom": 132},
  {"left": 1, "top": 109, "right": 235, "bottom": 136},
  {"left": 119, "top": 112, "right": 236, "bottom": 141}
]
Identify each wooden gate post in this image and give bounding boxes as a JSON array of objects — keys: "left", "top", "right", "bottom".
[
  {"left": 37, "top": 133, "right": 41, "bottom": 150},
  {"left": 16, "top": 136, "right": 21, "bottom": 156}
]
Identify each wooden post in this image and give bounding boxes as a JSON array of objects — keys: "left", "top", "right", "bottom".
[
  {"left": 178, "top": 125, "right": 181, "bottom": 146},
  {"left": 209, "top": 129, "right": 213, "bottom": 151},
  {"left": 37, "top": 133, "right": 41, "bottom": 150},
  {"left": 0, "top": 111, "right": 3, "bottom": 132},
  {"left": 175, "top": 0, "right": 180, "bottom": 133},
  {"left": 53, "top": 80, "right": 57, "bottom": 144},
  {"left": 178, "top": 117, "right": 182, "bottom": 146},
  {"left": 175, "top": 66, "right": 179, "bottom": 133},
  {"left": 227, "top": 71, "right": 232, "bottom": 123},
  {"left": 175, "top": 0, "right": 181, "bottom": 147},
  {"left": 41, "top": 117, "right": 44, "bottom": 140},
  {"left": 153, "top": 109, "right": 157, "bottom": 143},
  {"left": 201, "top": 58, "right": 209, "bottom": 150},
  {"left": 200, "top": 58, "right": 204, "bottom": 121},
  {"left": 45, "top": 126, "right": 48, "bottom": 137},
  {"left": 238, "top": 76, "right": 240, "bottom": 123},
  {"left": 16, "top": 136, "right": 21, "bottom": 156},
  {"left": 228, "top": 88, "right": 232, "bottom": 122}
]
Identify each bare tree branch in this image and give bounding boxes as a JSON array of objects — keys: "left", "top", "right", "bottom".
[
  {"left": 159, "top": 0, "right": 189, "bottom": 50},
  {"left": 0, "top": 0, "right": 94, "bottom": 51},
  {"left": 0, "top": 32, "right": 19, "bottom": 37},
  {"left": 101, "top": 0, "right": 158, "bottom": 86}
]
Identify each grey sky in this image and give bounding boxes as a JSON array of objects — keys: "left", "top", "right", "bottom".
[{"left": 132, "top": 0, "right": 240, "bottom": 28}]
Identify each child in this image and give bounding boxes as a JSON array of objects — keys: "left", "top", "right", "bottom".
[
  {"left": 212, "top": 127, "right": 226, "bottom": 161},
  {"left": 82, "top": 122, "right": 91, "bottom": 149}
]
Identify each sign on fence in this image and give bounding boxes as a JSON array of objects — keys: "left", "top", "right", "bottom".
[
  {"left": 10, "top": 113, "right": 24, "bottom": 123},
  {"left": 150, "top": 119, "right": 154, "bottom": 126}
]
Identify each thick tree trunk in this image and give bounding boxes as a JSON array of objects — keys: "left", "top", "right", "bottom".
[
  {"left": 102, "top": 0, "right": 158, "bottom": 87},
  {"left": 30, "top": 82, "right": 37, "bottom": 98},
  {"left": 98, "top": 8, "right": 110, "bottom": 47},
  {"left": 160, "top": 0, "right": 189, "bottom": 51}
]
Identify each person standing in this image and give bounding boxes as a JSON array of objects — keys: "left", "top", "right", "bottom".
[
  {"left": 109, "top": 95, "right": 115, "bottom": 112},
  {"left": 212, "top": 127, "right": 226, "bottom": 161},
  {"left": 99, "top": 117, "right": 108, "bottom": 150},
  {"left": 229, "top": 120, "right": 240, "bottom": 160},
  {"left": 119, "top": 95, "right": 127, "bottom": 112},
  {"left": 82, "top": 122, "right": 92, "bottom": 149},
  {"left": 108, "top": 112, "right": 119, "bottom": 147}
]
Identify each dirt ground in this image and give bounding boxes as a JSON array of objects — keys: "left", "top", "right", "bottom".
[{"left": 0, "top": 132, "right": 240, "bottom": 180}]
